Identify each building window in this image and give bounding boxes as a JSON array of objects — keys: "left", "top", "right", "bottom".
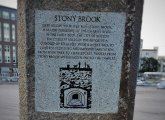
[
  {"left": 145, "top": 52, "right": 149, "bottom": 56},
  {"left": 12, "top": 24, "right": 16, "bottom": 42},
  {"left": 163, "top": 64, "right": 165, "bottom": 72},
  {"left": 13, "top": 46, "right": 16, "bottom": 63},
  {"left": 0, "top": 45, "right": 2, "bottom": 63},
  {"left": 4, "top": 45, "right": 10, "bottom": 52},
  {"left": 2, "top": 11, "right": 9, "bottom": 19},
  {"left": 5, "top": 56, "right": 11, "bottom": 63},
  {"left": 13, "top": 56, "right": 16, "bottom": 63},
  {"left": 4, "top": 45, "right": 10, "bottom": 63},
  {"left": 0, "top": 22, "right": 1, "bottom": 41},
  {"left": 11, "top": 13, "right": 16, "bottom": 20},
  {"left": 3, "top": 23, "right": 10, "bottom": 42},
  {"left": 13, "top": 46, "right": 16, "bottom": 53}
]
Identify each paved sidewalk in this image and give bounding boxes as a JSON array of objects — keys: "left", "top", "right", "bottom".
[
  {"left": 0, "top": 84, "right": 19, "bottom": 120},
  {"left": 0, "top": 84, "right": 165, "bottom": 120},
  {"left": 134, "top": 87, "right": 165, "bottom": 120}
]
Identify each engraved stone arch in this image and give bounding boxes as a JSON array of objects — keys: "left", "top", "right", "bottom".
[
  {"left": 67, "top": 90, "right": 84, "bottom": 106},
  {"left": 72, "top": 93, "right": 79, "bottom": 99},
  {"left": 64, "top": 88, "right": 87, "bottom": 108},
  {"left": 59, "top": 63, "right": 92, "bottom": 109}
]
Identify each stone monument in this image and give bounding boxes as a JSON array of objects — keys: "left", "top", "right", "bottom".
[{"left": 18, "top": 0, "right": 143, "bottom": 120}]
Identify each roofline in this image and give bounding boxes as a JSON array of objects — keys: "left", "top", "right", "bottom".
[
  {"left": 143, "top": 72, "right": 165, "bottom": 75},
  {"left": 142, "top": 49, "right": 158, "bottom": 51},
  {"left": 159, "top": 56, "right": 165, "bottom": 58},
  {"left": 0, "top": 5, "right": 17, "bottom": 10}
]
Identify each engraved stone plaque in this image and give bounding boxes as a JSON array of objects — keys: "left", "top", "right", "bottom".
[{"left": 35, "top": 10, "right": 126, "bottom": 113}]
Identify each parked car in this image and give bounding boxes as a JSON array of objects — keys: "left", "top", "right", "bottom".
[
  {"left": 7, "top": 76, "right": 18, "bottom": 82},
  {"left": 137, "top": 77, "right": 145, "bottom": 81},
  {"left": 137, "top": 79, "right": 148, "bottom": 86},
  {"left": 157, "top": 81, "right": 165, "bottom": 89}
]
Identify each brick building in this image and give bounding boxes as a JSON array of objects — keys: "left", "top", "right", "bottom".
[{"left": 0, "top": 5, "right": 18, "bottom": 81}]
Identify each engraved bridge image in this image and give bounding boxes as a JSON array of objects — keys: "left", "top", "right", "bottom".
[{"left": 59, "top": 62, "right": 92, "bottom": 109}]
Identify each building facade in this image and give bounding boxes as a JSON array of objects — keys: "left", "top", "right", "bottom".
[
  {"left": 0, "top": 6, "right": 18, "bottom": 81},
  {"left": 139, "top": 45, "right": 165, "bottom": 76},
  {"left": 141, "top": 47, "right": 158, "bottom": 59},
  {"left": 138, "top": 46, "right": 159, "bottom": 75},
  {"left": 158, "top": 56, "right": 165, "bottom": 72}
]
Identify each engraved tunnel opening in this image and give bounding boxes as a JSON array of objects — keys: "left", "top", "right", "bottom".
[{"left": 72, "top": 94, "right": 79, "bottom": 100}]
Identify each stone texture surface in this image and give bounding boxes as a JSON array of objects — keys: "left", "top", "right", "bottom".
[
  {"left": 35, "top": 11, "right": 126, "bottom": 113},
  {"left": 18, "top": 0, "right": 144, "bottom": 120}
]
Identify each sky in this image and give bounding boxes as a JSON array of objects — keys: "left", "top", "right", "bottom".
[
  {"left": 0, "top": 0, "right": 165, "bottom": 56},
  {"left": 141, "top": 0, "right": 165, "bottom": 56}
]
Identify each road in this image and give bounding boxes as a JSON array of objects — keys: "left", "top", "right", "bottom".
[
  {"left": 0, "top": 84, "right": 165, "bottom": 120},
  {"left": 134, "top": 86, "right": 165, "bottom": 120},
  {"left": 0, "top": 83, "right": 19, "bottom": 120}
]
